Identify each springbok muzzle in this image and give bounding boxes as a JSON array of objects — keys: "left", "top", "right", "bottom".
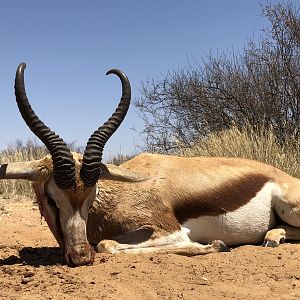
[{"left": 64, "top": 244, "right": 95, "bottom": 266}]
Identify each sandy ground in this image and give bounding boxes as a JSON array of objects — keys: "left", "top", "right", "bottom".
[{"left": 1, "top": 197, "right": 300, "bottom": 299}]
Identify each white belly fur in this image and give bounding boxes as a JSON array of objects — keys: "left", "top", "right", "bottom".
[{"left": 182, "top": 182, "right": 282, "bottom": 246}]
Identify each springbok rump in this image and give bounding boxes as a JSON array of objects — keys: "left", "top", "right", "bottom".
[{"left": 1, "top": 63, "right": 300, "bottom": 267}]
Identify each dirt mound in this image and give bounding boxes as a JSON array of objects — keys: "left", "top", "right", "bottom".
[{"left": 1, "top": 197, "right": 300, "bottom": 299}]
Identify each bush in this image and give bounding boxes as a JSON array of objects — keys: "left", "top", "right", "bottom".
[{"left": 137, "top": 2, "right": 300, "bottom": 153}]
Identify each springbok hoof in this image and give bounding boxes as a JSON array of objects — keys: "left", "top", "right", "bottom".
[
  {"left": 209, "top": 240, "right": 230, "bottom": 252},
  {"left": 263, "top": 229, "right": 286, "bottom": 247},
  {"left": 96, "top": 239, "right": 120, "bottom": 253},
  {"left": 262, "top": 238, "right": 284, "bottom": 247}
]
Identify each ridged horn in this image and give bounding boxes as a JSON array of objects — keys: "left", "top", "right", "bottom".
[
  {"left": 80, "top": 69, "right": 131, "bottom": 186},
  {"left": 14, "top": 63, "right": 75, "bottom": 189}
]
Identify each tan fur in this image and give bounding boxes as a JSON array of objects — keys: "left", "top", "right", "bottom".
[
  {"left": 86, "top": 153, "right": 299, "bottom": 244},
  {"left": 3, "top": 151, "right": 300, "bottom": 266}
]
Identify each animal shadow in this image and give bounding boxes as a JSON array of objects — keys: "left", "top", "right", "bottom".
[{"left": 0, "top": 246, "right": 63, "bottom": 266}]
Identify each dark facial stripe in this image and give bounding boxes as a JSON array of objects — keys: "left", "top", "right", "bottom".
[
  {"left": 174, "top": 174, "right": 271, "bottom": 223},
  {"left": 44, "top": 192, "right": 65, "bottom": 249}
]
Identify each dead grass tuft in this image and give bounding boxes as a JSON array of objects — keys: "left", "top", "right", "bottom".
[
  {"left": 0, "top": 140, "right": 47, "bottom": 198},
  {"left": 178, "top": 125, "right": 300, "bottom": 177}
]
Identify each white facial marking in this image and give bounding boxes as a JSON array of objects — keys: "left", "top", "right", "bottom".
[
  {"left": 183, "top": 181, "right": 282, "bottom": 246},
  {"left": 46, "top": 181, "right": 96, "bottom": 249}
]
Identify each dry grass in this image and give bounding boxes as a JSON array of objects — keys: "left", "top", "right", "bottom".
[
  {"left": 106, "top": 152, "right": 136, "bottom": 166},
  {"left": 178, "top": 125, "right": 300, "bottom": 178},
  {"left": 0, "top": 141, "right": 47, "bottom": 198}
]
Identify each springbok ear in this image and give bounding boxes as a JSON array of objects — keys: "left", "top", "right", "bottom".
[
  {"left": 99, "top": 163, "right": 150, "bottom": 182},
  {"left": 0, "top": 160, "right": 49, "bottom": 181}
]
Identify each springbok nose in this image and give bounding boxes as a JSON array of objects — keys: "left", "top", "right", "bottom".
[{"left": 65, "top": 244, "right": 95, "bottom": 266}]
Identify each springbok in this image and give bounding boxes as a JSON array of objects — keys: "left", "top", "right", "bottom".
[{"left": 1, "top": 63, "right": 300, "bottom": 267}]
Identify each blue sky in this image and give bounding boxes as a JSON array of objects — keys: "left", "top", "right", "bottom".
[{"left": 0, "top": 0, "right": 292, "bottom": 160}]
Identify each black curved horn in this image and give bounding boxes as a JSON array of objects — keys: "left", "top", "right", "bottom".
[
  {"left": 80, "top": 69, "right": 131, "bottom": 186},
  {"left": 14, "top": 63, "right": 75, "bottom": 189}
]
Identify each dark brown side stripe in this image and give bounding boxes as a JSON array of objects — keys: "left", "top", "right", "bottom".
[{"left": 174, "top": 173, "right": 271, "bottom": 223}]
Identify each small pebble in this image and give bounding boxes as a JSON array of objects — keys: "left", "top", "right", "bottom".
[
  {"left": 21, "top": 277, "right": 33, "bottom": 284},
  {"left": 23, "top": 271, "right": 35, "bottom": 278}
]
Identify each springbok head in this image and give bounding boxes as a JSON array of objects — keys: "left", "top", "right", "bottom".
[{"left": 0, "top": 63, "right": 131, "bottom": 266}]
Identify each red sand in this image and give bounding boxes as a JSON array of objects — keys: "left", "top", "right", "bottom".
[{"left": 1, "top": 197, "right": 300, "bottom": 299}]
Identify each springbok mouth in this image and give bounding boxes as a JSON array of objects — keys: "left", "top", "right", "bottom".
[{"left": 64, "top": 244, "right": 95, "bottom": 267}]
